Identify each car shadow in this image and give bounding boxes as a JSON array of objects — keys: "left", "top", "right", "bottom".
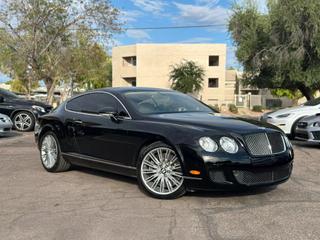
[
  {"left": 186, "top": 186, "right": 277, "bottom": 198},
  {"left": 291, "top": 140, "right": 320, "bottom": 149},
  {"left": 72, "top": 166, "right": 137, "bottom": 185},
  {"left": 0, "top": 131, "right": 23, "bottom": 139}
]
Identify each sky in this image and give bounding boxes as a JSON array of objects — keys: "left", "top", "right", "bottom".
[
  {"left": 111, "top": 0, "right": 267, "bottom": 67},
  {"left": 111, "top": 0, "right": 237, "bottom": 67},
  {"left": 0, "top": 0, "right": 267, "bottom": 83}
]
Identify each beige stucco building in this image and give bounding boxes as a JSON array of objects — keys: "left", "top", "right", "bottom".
[{"left": 112, "top": 44, "right": 237, "bottom": 106}]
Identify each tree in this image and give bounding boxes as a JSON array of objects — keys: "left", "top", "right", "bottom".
[
  {"left": 229, "top": 0, "right": 320, "bottom": 100},
  {"left": 61, "top": 29, "right": 112, "bottom": 93},
  {"left": 0, "top": 0, "right": 121, "bottom": 103},
  {"left": 169, "top": 60, "right": 204, "bottom": 94}
]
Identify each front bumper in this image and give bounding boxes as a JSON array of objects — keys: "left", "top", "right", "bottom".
[
  {"left": 0, "top": 122, "right": 13, "bottom": 134},
  {"left": 179, "top": 144, "right": 294, "bottom": 191},
  {"left": 295, "top": 127, "right": 320, "bottom": 143},
  {"left": 184, "top": 161, "right": 293, "bottom": 191}
]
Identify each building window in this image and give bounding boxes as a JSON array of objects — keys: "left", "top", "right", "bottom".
[
  {"left": 123, "top": 77, "right": 136, "bottom": 87},
  {"left": 209, "top": 56, "right": 219, "bottom": 66},
  {"left": 123, "top": 56, "right": 136, "bottom": 66},
  {"left": 208, "top": 78, "right": 219, "bottom": 88}
]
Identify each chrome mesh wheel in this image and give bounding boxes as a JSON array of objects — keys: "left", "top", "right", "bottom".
[
  {"left": 140, "top": 147, "right": 183, "bottom": 196},
  {"left": 41, "top": 134, "right": 58, "bottom": 169}
]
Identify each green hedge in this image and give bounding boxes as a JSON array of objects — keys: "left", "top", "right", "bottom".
[{"left": 252, "top": 105, "right": 263, "bottom": 112}]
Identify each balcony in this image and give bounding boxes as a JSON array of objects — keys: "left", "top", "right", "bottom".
[{"left": 121, "top": 56, "right": 137, "bottom": 78}]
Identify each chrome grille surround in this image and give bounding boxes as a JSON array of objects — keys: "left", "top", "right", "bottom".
[{"left": 244, "top": 132, "right": 286, "bottom": 156}]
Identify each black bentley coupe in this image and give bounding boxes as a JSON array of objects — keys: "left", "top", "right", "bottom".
[{"left": 35, "top": 87, "right": 294, "bottom": 199}]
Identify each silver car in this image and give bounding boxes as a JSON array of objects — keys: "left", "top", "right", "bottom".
[
  {"left": 295, "top": 114, "right": 320, "bottom": 143},
  {"left": 0, "top": 113, "right": 13, "bottom": 135}
]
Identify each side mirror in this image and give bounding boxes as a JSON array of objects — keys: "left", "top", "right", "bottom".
[
  {"left": 0, "top": 96, "right": 4, "bottom": 103},
  {"left": 98, "top": 107, "right": 120, "bottom": 122}
]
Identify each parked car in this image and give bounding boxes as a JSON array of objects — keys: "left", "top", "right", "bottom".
[
  {"left": 0, "top": 88, "right": 52, "bottom": 131},
  {"left": 260, "top": 97, "right": 320, "bottom": 138},
  {"left": 35, "top": 87, "right": 294, "bottom": 199},
  {"left": 295, "top": 114, "right": 320, "bottom": 143},
  {"left": 0, "top": 113, "right": 12, "bottom": 135}
]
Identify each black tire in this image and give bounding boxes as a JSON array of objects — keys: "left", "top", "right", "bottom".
[
  {"left": 137, "top": 141, "right": 186, "bottom": 199},
  {"left": 13, "top": 111, "right": 35, "bottom": 132},
  {"left": 39, "top": 131, "right": 70, "bottom": 172}
]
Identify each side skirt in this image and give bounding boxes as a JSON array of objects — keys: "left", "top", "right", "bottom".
[{"left": 62, "top": 152, "right": 137, "bottom": 177}]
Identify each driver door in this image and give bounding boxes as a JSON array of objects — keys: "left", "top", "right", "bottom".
[{"left": 68, "top": 92, "right": 133, "bottom": 166}]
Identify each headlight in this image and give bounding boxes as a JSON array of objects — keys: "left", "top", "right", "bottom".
[
  {"left": 32, "top": 105, "right": 45, "bottom": 113},
  {"left": 219, "top": 137, "right": 239, "bottom": 154},
  {"left": 313, "top": 122, "right": 320, "bottom": 127},
  {"left": 199, "top": 137, "right": 218, "bottom": 152},
  {"left": 3, "top": 116, "right": 11, "bottom": 123},
  {"left": 276, "top": 113, "right": 291, "bottom": 118}
]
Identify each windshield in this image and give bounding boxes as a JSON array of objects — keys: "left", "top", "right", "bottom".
[
  {"left": 304, "top": 97, "right": 320, "bottom": 106},
  {"left": 124, "top": 91, "right": 213, "bottom": 114},
  {"left": 0, "top": 88, "right": 19, "bottom": 99}
]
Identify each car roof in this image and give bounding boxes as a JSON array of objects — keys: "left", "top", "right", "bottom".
[{"left": 100, "top": 87, "right": 174, "bottom": 94}]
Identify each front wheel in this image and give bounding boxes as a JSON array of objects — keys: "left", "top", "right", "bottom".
[
  {"left": 39, "top": 131, "right": 70, "bottom": 172},
  {"left": 137, "top": 142, "right": 186, "bottom": 199}
]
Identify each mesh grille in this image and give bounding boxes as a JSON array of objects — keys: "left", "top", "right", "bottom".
[
  {"left": 312, "top": 131, "right": 320, "bottom": 140},
  {"left": 209, "top": 171, "right": 226, "bottom": 183},
  {"left": 233, "top": 164, "right": 292, "bottom": 186},
  {"left": 244, "top": 132, "right": 285, "bottom": 156}
]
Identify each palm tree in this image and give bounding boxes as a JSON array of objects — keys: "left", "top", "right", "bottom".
[{"left": 169, "top": 60, "right": 204, "bottom": 94}]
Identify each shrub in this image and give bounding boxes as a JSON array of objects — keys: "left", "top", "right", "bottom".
[
  {"left": 252, "top": 105, "right": 263, "bottom": 112},
  {"left": 228, "top": 104, "right": 238, "bottom": 113}
]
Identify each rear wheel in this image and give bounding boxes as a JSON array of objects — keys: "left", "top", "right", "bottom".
[
  {"left": 13, "top": 111, "right": 35, "bottom": 132},
  {"left": 40, "top": 131, "right": 70, "bottom": 172},
  {"left": 137, "top": 142, "right": 186, "bottom": 199}
]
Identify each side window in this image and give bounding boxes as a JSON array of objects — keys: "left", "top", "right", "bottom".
[{"left": 66, "top": 93, "right": 118, "bottom": 114}]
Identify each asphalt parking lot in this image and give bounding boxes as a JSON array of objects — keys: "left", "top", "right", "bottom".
[{"left": 0, "top": 132, "right": 319, "bottom": 240}]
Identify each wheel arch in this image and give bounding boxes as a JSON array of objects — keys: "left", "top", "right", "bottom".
[
  {"left": 37, "top": 121, "right": 64, "bottom": 148},
  {"left": 133, "top": 134, "right": 185, "bottom": 169}
]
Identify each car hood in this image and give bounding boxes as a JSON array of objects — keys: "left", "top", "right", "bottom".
[
  {"left": 266, "top": 105, "right": 316, "bottom": 116},
  {"left": 147, "top": 112, "right": 281, "bottom": 135}
]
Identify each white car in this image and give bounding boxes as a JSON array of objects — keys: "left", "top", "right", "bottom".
[
  {"left": 0, "top": 113, "right": 13, "bottom": 135},
  {"left": 260, "top": 97, "right": 320, "bottom": 137}
]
